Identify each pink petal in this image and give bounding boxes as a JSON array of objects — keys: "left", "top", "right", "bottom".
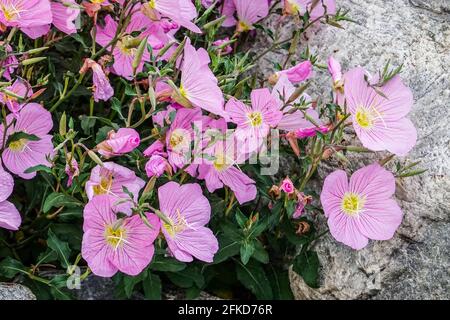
[
  {"left": 158, "top": 182, "right": 211, "bottom": 226},
  {"left": 356, "top": 199, "right": 403, "bottom": 241},
  {"left": 0, "top": 201, "right": 21, "bottom": 231},
  {"left": 349, "top": 163, "right": 395, "bottom": 201},
  {"left": 320, "top": 170, "right": 348, "bottom": 218},
  {"left": 327, "top": 212, "right": 369, "bottom": 250}
]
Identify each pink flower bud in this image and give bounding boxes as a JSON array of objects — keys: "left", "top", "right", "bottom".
[
  {"left": 65, "top": 153, "right": 79, "bottom": 187},
  {"left": 212, "top": 38, "right": 233, "bottom": 56},
  {"left": 145, "top": 155, "right": 169, "bottom": 178},
  {"left": 280, "top": 177, "right": 295, "bottom": 194},
  {"left": 97, "top": 128, "right": 140, "bottom": 158},
  {"left": 279, "top": 60, "right": 313, "bottom": 84},
  {"left": 328, "top": 56, "right": 342, "bottom": 83},
  {"left": 143, "top": 140, "right": 166, "bottom": 157}
]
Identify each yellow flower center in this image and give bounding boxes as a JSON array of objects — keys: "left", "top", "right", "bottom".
[
  {"left": 247, "top": 111, "right": 263, "bottom": 127},
  {"left": 148, "top": 0, "right": 156, "bottom": 9},
  {"left": 287, "top": 0, "right": 301, "bottom": 14},
  {"left": 93, "top": 175, "right": 113, "bottom": 195},
  {"left": 162, "top": 209, "right": 187, "bottom": 237},
  {"left": 237, "top": 21, "right": 252, "bottom": 32},
  {"left": 341, "top": 192, "right": 365, "bottom": 216},
  {"left": 91, "top": 0, "right": 105, "bottom": 4},
  {"left": 9, "top": 138, "right": 27, "bottom": 152},
  {"left": 117, "top": 36, "right": 139, "bottom": 56},
  {"left": 355, "top": 107, "right": 373, "bottom": 129},
  {"left": 105, "top": 225, "right": 127, "bottom": 249},
  {"left": 213, "top": 151, "right": 231, "bottom": 172},
  {"left": 169, "top": 130, "right": 185, "bottom": 149},
  {"left": 1, "top": 3, "right": 24, "bottom": 22}
]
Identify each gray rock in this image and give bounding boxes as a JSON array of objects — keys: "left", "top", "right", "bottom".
[
  {"left": 0, "top": 283, "right": 36, "bottom": 300},
  {"left": 254, "top": 0, "right": 449, "bottom": 299},
  {"left": 76, "top": 275, "right": 220, "bottom": 300}
]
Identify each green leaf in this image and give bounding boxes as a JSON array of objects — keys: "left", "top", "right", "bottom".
[
  {"left": 43, "top": 192, "right": 83, "bottom": 213},
  {"left": 143, "top": 272, "right": 162, "bottom": 300},
  {"left": 252, "top": 240, "right": 269, "bottom": 264},
  {"left": 235, "top": 259, "right": 273, "bottom": 299},
  {"left": 212, "top": 235, "right": 240, "bottom": 264},
  {"left": 267, "top": 267, "right": 294, "bottom": 300},
  {"left": 292, "top": 250, "right": 320, "bottom": 288},
  {"left": 6, "top": 132, "right": 40, "bottom": 146},
  {"left": 240, "top": 240, "right": 255, "bottom": 265},
  {"left": 47, "top": 229, "right": 71, "bottom": 268},
  {"left": 123, "top": 273, "right": 145, "bottom": 298},
  {"left": 149, "top": 255, "right": 186, "bottom": 272},
  {"left": 0, "top": 257, "right": 27, "bottom": 278},
  {"left": 166, "top": 265, "right": 204, "bottom": 289},
  {"left": 110, "top": 97, "right": 126, "bottom": 121},
  {"left": 235, "top": 208, "right": 247, "bottom": 229},
  {"left": 24, "top": 165, "right": 53, "bottom": 174}
]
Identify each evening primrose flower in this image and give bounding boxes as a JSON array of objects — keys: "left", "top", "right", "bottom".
[
  {"left": 174, "top": 39, "right": 227, "bottom": 119},
  {"left": 80, "top": 58, "right": 114, "bottom": 102},
  {"left": 82, "top": 195, "right": 160, "bottom": 277},
  {"left": 96, "top": 128, "right": 140, "bottom": 158},
  {"left": 225, "top": 88, "right": 282, "bottom": 153},
  {"left": 157, "top": 182, "right": 219, "bottom": 262},
  {"left": 234, "top": 0, "right": 269, "bottom": 32},
  {"left": 0, "top": 78, "right": 33, "bottom": 114},
  {"left": 320, "top": 163, "right": 403, "bottom": 250},
  {"left": 0, "top": 0, "right": 52, "bottom": 39},
  {"left": 0, "top": 165, "right": 21, "bottom": 230},
  {"left": 85, "top": 162, "right": 145, "bottom": 215},
  {"left": 344, "top": 67, "right": 417, "bottom": 156},
  {"left": 0, "top": 103, "right": 53, "bottom": 179}
]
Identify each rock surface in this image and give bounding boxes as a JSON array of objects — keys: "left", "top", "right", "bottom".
[
  {"left": 255, "top": 0, "right": 449, "bottom": 299},
  {"left": 76, "top": 275, "right": 220, "bottom": 300},
  {"left": 0, "top": 283, "right": 36, "bottom": 300}
]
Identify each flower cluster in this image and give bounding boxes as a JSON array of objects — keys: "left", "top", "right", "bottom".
[{"left": 0, "top": 0, "right": 422, "bottom": 299}]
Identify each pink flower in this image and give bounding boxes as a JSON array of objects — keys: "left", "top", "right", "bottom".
[
  {"left": 145, "top": 154, "right": 170, "bottom": 178},
  {"left": 142, "top": 0, "right": 201, "bottom": 33},
  {"left": 212, "top": 37, "right": 232, "bottom": 55},
  {"left": 278, "top": 60, "right": 313, "bottom": 84},
  {"left": 0, "top": 78, "right": 33, "bottom": 114},
  {"left": 82, "top": 194, "right": 160, "bottom": 277},
  {"left": 309, "top": 0, "right": 336, "bottom": 20},
  {"left": 197, "top": 135, "right": 257, "bottom": 205},
  {"left": 320, "top": 163, "right": 403, "bottom": 250},
  {"left": 0, "top": 103, "right": 53, "bottom": 179},
  {"left": 295, "top": 125, "right": 330, "bottom": 138},
  {"left": 280, "top": 177, "right": 294, "bottom": 194},
  {"left": 328, "top": 56, "right": 342, "bottom": 84},
  {"left": 344, "top": 67, "right": 417, "bottom": 156},
  {"left": 96, "top": 14, "right": 151, "bottom": 79},
  {"left": 158, "top": 181, "right": 219, "bottom": 262},
  {"left": 272, "top": 74, "right": 322, "bottom": 132},
  {"left": 221, "top": 0, "right": 237, "bottom": 27},
  {"left": 234, "top": 0, "right": 269, "bottom": 32},
  {"left": 174, "top": 39, "right": 227, "bottom": 119},
  {"left": 80, "top": 58, "right": 114, "bottom": 102},
  {"left": 23, "top": 0, "right": 81, "bottom": 38},
  {"left": 0, "top": 42, "right": 18, "bottom": 80},
  {"left": 143, "top": 140, "right": 166, "bottom": 157},
  {"left": 96, "top": 128, "right": 140, "bottom": 158},
  {"left": 51, "top": 0, "right": 80, "bottom": 35},
  {"left": 165, "top": 107, "right": 202, "bottom": 169},
  {"left": 0, "top": 0, "right": 52, "bottom": 39},
  {"left": 283, "top": 0, "right": 309, "bottom": 15},
  {"left": 226, "top": 88, "right": 282, "bottom": 152},
  {"left": 85, "top": 162, "right": 145, "bottom": 215},
  {"left": 65, "top": 153, "right": 79, "bottom": 187},
  {"left": 293, "top": 192, "right": 312, "bottom": 218},
  {"left": 0, "top": 166, "right": 21, "bottom": 230}
]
